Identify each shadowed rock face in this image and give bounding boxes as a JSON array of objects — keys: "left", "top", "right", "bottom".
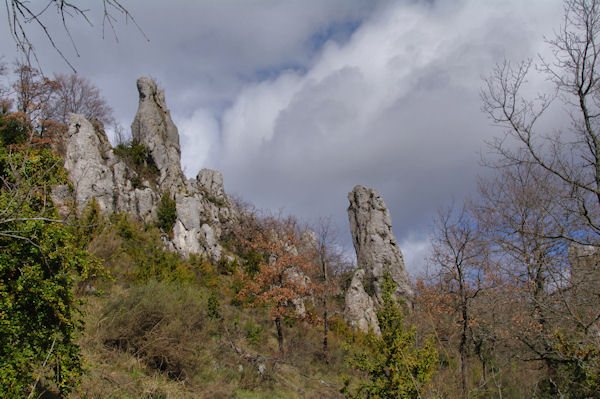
[
  {"left": 344, "top": 185, "right": 414, "bottom": 334},
  {"left": 348, "top": 185, "right": 413, "bottom": 305},
  {"left": 131, "top": 77, "right": 185, "bottom": 191},
  {"left": 55, "top": 78, "right": 238, "bottom": 262}
]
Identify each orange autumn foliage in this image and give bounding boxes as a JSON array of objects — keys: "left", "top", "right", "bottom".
[{"left": 237, "top": 215, "right": 316, "bottom": 319}]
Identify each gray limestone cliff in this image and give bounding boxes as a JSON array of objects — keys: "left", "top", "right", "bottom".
[
  {"left": 131, "top": 77, "right": 185, "bottom": 191},
  {"left": 54, "top": 77, "right": 237, "bottom": 262},
  {"left": 52, "top": 115, "right": 158, "bottom": 223},
  {"left": 344, "top": 185, "right": 414, "bottom": 334}
]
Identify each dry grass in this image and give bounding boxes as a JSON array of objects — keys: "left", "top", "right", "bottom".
[{"left": 71, "top": 278, "right": 355, "bottom": 398}]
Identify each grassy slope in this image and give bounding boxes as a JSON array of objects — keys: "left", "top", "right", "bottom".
[{"left": 68, "top": 214, "right": 355, "bottom": 399}]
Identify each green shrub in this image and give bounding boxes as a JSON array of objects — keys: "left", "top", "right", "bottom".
[
  {"left": 91, "top": 213, "right": 196, "bottom": 284},
  {"left": 538, "top": 332, "right": 600, "bottom": 398},
  {"left": 217, "top": 256, "right": 239, "bottom": 275},
  {"left": 243, "top": 321, "right": 263, "bottom": 346},
  {"left": 342, "top": 273, "right": 438, "bottom": 399},
  {"left": 207, "top": 290, "right": 222, "bottom": 319},
  {"left": 157, "top": 191, "right": 177, "bottom": 235},
  {"left": 242, "top": 250, "right": 262, "bottom": 277},
  {"left": 114, "top": 140, "right": 152, "bottom": 167},
  {"left": 0, "top": 146, "right": 103, "bottom": 396},
  {"left": 113, "top": 140, "right": 159, "bottom": 184},
  {"left": 74, "top": 198, "right": 104, "bottom": 247},
  {"left": 0, "top": 112, "right": 29, "bottom": 146}
]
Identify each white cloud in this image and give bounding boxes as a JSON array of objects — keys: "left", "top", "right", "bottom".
[
  {"left": 0, "top": 0, "right": 566, "bottom": 251},
  {"left": 176, "top": 109, "right": 220, "bottom": 177},
  {"left": 399, "top": 234, "right": 431, "bottom": 278},
  {"left": 214, "top": 0, "right": 564, "bottom": 245}
]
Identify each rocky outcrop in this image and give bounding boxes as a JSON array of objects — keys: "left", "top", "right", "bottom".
[
  {"left": 55, "top": 77, "right": 238, "bottom": 262},
  {"left": 347, "top": 185, "right": 413, "bottom": 305},
  {"left": 344, "top": 269, "right": 380, "bottom": 335},
  {"left": 284, "top": 267, "right": 312, "bottom": 318},
  {"left": 131, "top": 77, "right": 185, "bottom": 191},
  {"left": 344, "top": 185, "right": 413, "bottom": 334},
  {"left": 53, "top": 114, "right": 158, "bottom": 222}
]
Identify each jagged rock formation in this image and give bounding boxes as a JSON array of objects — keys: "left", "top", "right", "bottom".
[
  {"left": 54, "top": 77, "right": 237, "bottom": 262},
  {"left": 344, "top": 185, "right": 413, "bottom": 334},
  {"left": 172, "top": 168, "right": 236, "bottom": 260},
  {"left": 347, "top": 185, "right": 413, "bottom": 305},
  {"left": 344, "top": 269, "right": 381, "bottom": 335},
  {"left": 131, "top": 77, "right": 185, "bottom": 191},
  {"left": 53, "top": 114, "right": 158, "bottom": 222}
]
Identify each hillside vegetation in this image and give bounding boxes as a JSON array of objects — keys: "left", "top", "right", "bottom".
[{"left": 2, "top": 1, "right": 600, "bottom": 397}]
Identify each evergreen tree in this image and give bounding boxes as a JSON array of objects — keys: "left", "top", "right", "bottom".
[{"left": 342, "top": 273, "right": 437, "bottom": 399}]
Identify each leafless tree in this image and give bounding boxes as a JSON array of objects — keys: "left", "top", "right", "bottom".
[
  {"left": 429, "top": 203, "right": 488, "bottom": 398},
  {"left": 45, "top": 73, "right": 115, "bottom": 127},
  {"left": 111, "top": 122, "right": 130, "bottom": 145},
  {"left": 11, "top": 62, "right": 60, "bottom": 137},
  {"left": 310, "top": 216, "right": 346, "bottom": 361},
  {"left": 481, "top": 0, "right": 600, "bottom": 247},
  {"left": 474, "top": 162, "right": 577, "bottom": 395},
  {"left": 4, "top": 0, "right": 146, "bottom": 72}
]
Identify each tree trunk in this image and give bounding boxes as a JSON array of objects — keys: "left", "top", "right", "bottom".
[
  {"left": 322, "top": 256, "right": 329, "bottom": 361},
  {"left": 459, "top": 279, "right": 469, "bottom": 398},
  {"left": 460, "top": 320, "right": 468, "bottom": 398},
  {"left": 323, "top": 296, "right": 328, "bottom": 361},
  {"left": 275, "top": 316, "right": 284, "bottom": 354}
]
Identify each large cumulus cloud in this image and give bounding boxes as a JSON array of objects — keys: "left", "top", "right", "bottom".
[
  {"left": 208, "top": 0, "right": 563, "bottom": 273},
  {"left": 0, "top": 0, "right": 564, "bottom": 274}
]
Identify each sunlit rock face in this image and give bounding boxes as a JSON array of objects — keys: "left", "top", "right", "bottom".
[
  {"left": 344, "top": 185, "right": 414, "bottom": 334},
  {"left": 56, "top": 114, "right": 158, "bottom": 223},
  {"left": 347, "top": 185, "right": 413, "bottom": 306},
  {"left": 131, "top": 77, "right": 185, "bottom": 192},
  {"left": 55, "top": 78, "right": 238, "bottom": 262}
]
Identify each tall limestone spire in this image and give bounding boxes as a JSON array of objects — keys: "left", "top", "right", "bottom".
[
  {"left": 344, "top": 185, "right": 414, "bottom": 334},
  {"left": 131, "top": 77, "right": 185, "bottom": 191}
]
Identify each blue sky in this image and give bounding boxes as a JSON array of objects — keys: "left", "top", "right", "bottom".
[{"left": 0, "top": 0, "right": 565, "bottom": 275}]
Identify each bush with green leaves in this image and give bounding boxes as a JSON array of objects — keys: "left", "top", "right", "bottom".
[
  {"left": 0, "top": 111, "right": 29, "bottom": 146},
  {"left": 90, "top": 213, "right": 196, "bottom": 284},
  {"left": 157, "top": 191, "right": 177, "bottom": 235},
  {"left": 207, "top": 290, "right": 222, "bottom": 319},
  {"left": 0, "top": 136, "right": 103, "bottom": 396},
  {"left": 113, "top": 139, "right": 159, "bottom": 183},
  {"left": 113, "top": 139, "right": 152, "bottom": 167},
  {"left": 243, "top": 320, "right": 264, "bottom": 346},
  {"left": 342, "top": 273, "right": 438, "bottom": 399},
  {"left": 537, "top": 332, "right": 600, "bottom": 398}
]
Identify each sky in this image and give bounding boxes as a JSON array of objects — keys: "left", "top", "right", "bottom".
[{"left": 0, "top": 0, "right": 565, "bottom": 276}]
